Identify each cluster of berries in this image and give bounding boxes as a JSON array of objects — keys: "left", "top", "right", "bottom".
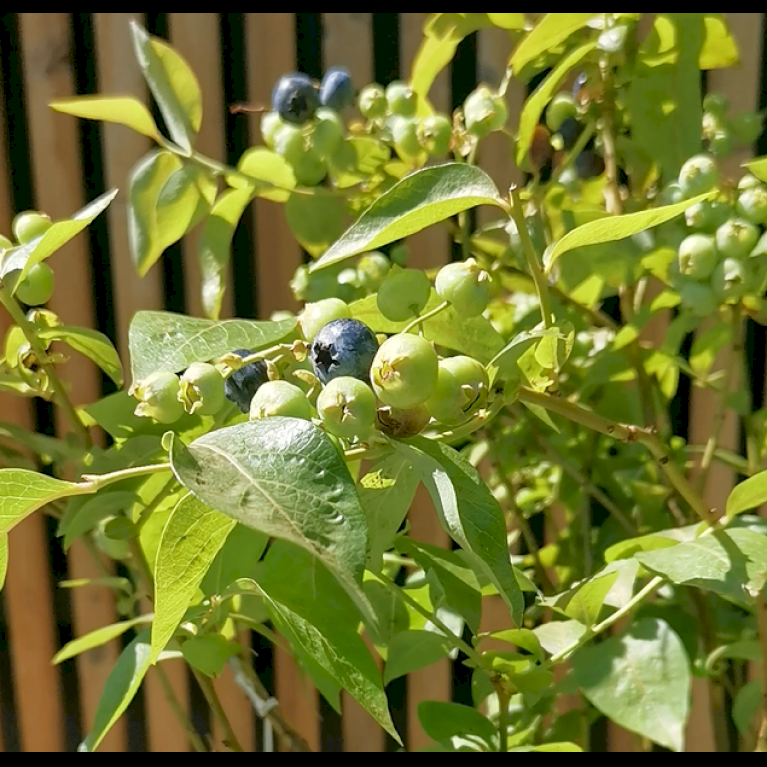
[
  {"left": 0, "top": 212, "right": 56, "bottom": 306},
  {"left": 701, "top": 94, "right": 765, "bottom": 159}
]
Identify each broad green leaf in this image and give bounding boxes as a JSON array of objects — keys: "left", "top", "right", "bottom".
[
  {"left": 266, "top": 593, "right": 400, "bottom": 742},
  {"left": 128, "top": 311, "right": 296, "bottom": 384},
  {"left": 0, "top": 422, "right": 78, "bottom": 466},
  {"left": 745, "top": 157, "right": 767, "bottom": 184},
  {"left": 199, "top": 188, "right": 255, "bottom": 320},
  {"left": 487, "top": 13, "right": 526, "bottom": 30},
  {"left": 60, "top": 492, "right": 139, "bottom": 551},
  {"left": 418, "top": 702, "right": 497, "bottom": 748},
  {"left": 626, "top": 14, "right": 705, "bottom": 179},
  {"left": 329, "top": 137, "right": 391, "bottom": 188},
  {"left": 181, "top": 635, "right": 238, "bottom": 678},
  {"left": 359, "top": 456, "right": 420, "bottom": 571},
  {"left": 545, "top": 193, "right": 712, "bottom": 274},
  {"left": 637, "top": 529, "right": 767, "bottom": 607},
  {"left": 394, "top": 439, "right": 524, "bottom": 625},
  {"left": 484, "top": 629, "right": 544, "bottom": 662},
  {"left": 38, "top": 326, "right": 123, "bottom": 387},
  {"left": 313, "top": 164, "right": 504, "bottom": 271},
  {"left": 286, "top": 192, "right": 348, "bottom": 258},
  {"left": 0, "top": 470, "right": 86, "bottom": 534},
  {"left": 572, "top": 619, "right": 690, "bottom": 752},
  {"left": 490, "top": 326, "right": 574, "bottom": 382},
  {"left": 351, "top": 294, "right": 504, "bottom": 366},
  {"left": 151, "top": 494, "right": 235, "bottom": 664},
  {"left": 0, "top": 190, "right": 118, "bottom": 280},
  {"left": 79, "top": 630, "right": 152, "bottom": 752},
  {"left": 699, "top": 14, "right": 740, "bottom": 69},
  {"left": 517, "top": 42, "right": 596, "bottom": 165},
  {"left": 156, "top": 164, "right": 217, "bottom": 247},
  {"left": 542, "top": 571, "right": 620, "bottom": 627},
  {"left": 727, "top": 472, "right": 767, "bottom": 520},
  {"left": 232, "top": 148, "right": 296, "bottom": 203},
  {"left": 50, "top": 96, "right": 161, "bottom": 141},
  {"left": 605, "top": 532, "right": 683, "bottom": 564},
  {"left": 0, "top": 535, "right": 7, "bottom": 591},
  {"left": 54, "top": 616, "right": 153, "bottom": 665},
  {"left": 533, "top": 620, "right": 588, "bottom": 657},
  {"left": 510, "top": 13, "right": 598, "bottom": 73},
  {"left": 201, "top": 524, "right": 269, "bottom": 597},
  {"left": 169, "top": 420, "right": 372, "bottom": 629},
  {"left": 383, "top": 630, "right": 453, "bottom": 685},
  {"left": 127, "top": 150, "right": 183, "bottom": 277},
  {"left": 130, "top": 21, "right": 202, "bottom": 152},
  {"left": 733, "top": 680, "right": 763, "bottom": 737}
]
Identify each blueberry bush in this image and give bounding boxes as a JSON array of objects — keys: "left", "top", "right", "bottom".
[{"left": 1, "top": 13, "right": 767, "bottom": 753}]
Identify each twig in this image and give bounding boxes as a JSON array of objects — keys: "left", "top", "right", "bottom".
[
  {"left": 156, "top": 665, "right": 209, "bottom": 753},
  {"left": 498, "top": 688, "right": 511, "bottom": 753},
  {"left": 192, "top": 669, "right": 245, "bottom": 753},
  {"left": 402, "top": 301, "right": 451, "bottom": 336}
]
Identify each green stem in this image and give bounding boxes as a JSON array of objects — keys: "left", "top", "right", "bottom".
[
  {"left": 498, "top": 688, "right": 511, "bottom": 753},
  {"left": 0, "top": 286, "right": 93, "bottom": 448},
  {"left": 756, "top": 592, "right": 767, "bottom": 753},
  {"left": 155, "top": 665, "right": 209, "bottom": 753},
  {"left": 137, "top": 476, "right": 179, "bottom": 530},
  {"left": 509, "top": 188, "right": 554, "bottom": 330},
  {"left": 81, "top": 463, "right": 172, "bottom": 490},
  {"left": 192, "top": 669, "right": 245, "bottom": 753},
  {"left": 549, "top": 123, "right": 597, "bottom": 187},
  {"left": 402, "top": 301, "right": 451, "bottom": 336},
  {"left": 550, "top": 577, "right": 664, "bottom": 665}
]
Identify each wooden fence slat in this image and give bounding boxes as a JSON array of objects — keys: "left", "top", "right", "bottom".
[
  {"left": 93, "top": 13, "right": 164, "bottom": 359},
  {"left": 246, "top": 13, "right": 303, "bottom": 320},
  {"left": 18, "top": 12, "right": 125, "bottom": 753}
]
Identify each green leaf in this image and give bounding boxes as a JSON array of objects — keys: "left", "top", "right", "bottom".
[
  {"left": 0, "top": 422, "right": 79, "bottom": 466},
  {"left": 489, "top": 326, "right": 573, "bottom": 382},
  {"left": 487, "top": 13, "right": 526, "bottom": 30},
  {"left": 1, "top": 190, "right": 118, "bottom": 280},
  {"left": 127, "top": 150, "right": 184, "bottom": 277},
  {"left": 733, "top": 680, "right": 762, "bottom": 737},
  {"left": 199, "top": 188, "right": 255, "bottom": 320},
  {"left": 151, "top": 494, "right": 236, "bottom": 664},
  {"left": 312, "top": 164, "right": 504, "bottom": 271},
  {"left": 418, "top": 702, "right": 497, "bottom": 748},
  {"left": 38, "top": 326, "right": 123, "bottom": 387},
  {"left": 727, "top": 472, "right": 767, "bottom": 520},
  {"left": 637, "top": 529, "right": 767, "bottom": 608},
  {"left": 517, "top": 42, "right": 596, "bottom": 165},
  {"left": 54, "top": 616, "right": 153, "bottom": 665},
  {"left": 0, "top": 470, "right": 85, "bottom": 534},
  {"left": 128, "top": 311, "right": 296, "bottom": 384},
  {"left": 545, "top": 193, "right": 712, "bottom": 274},
  {"left": 231, "top": 148, "right": 296, "bottom": 203},
  {"left": 201, "top": 524, "right": 269, "bottom": 597},
  {"left": 50, "top": 96, "right": 161, "bottom": 141},
  {"left": 329, "top": 137, "right": 391, "bottom": 188},
  {"left": 745, "top": 157, "right": 767, "bottom": 184},
  {"left": 286, "top": 192, "right": 348, "bottom": 258},
  {"left": 510, "top": 13, "right": 599, "bottom": 73},
  {"left": 541, "top": 571, "right": 620, "bottom": 627},
  {"left": 359, "top": 456, "right": 420, "bottom": 572},
  {"left": 156, "top": 164, "right": 217, "bottom": 247},
  {"left": 130, "top": 21, "right": 202, "bottom": 152},
  {"left": 393, "top": 439, "right": 524, "bottom": 625},
  {"left": 0, "top": 534, "right": 7, "bottom": 591},
  {"left": 512, "top": 743, "right": 584, "bottom": 753},
  {"left": 533, "top": 620, "right": 588, "bottom": 657},
  {"left": 699, "top": 14, "right": 740, "bottom": 69},
  {"left": 169, "top": 420, "right": 372, "bottom": 630},
  {"left": 79, "top": 629, "right": 152, "bottom": 752},
  {"left": 181, "top": 635, "right": 238, "bottom": 678},
  {"left": 383, "top": 630, "right": 453, "bottom": 685},
  {"left": 60, "top": 491, "right": 139, "bottom": 551},
  {"left": 572, "top": 619, "right": 690, "bottom": 752},
  {"left": 351, "top": 294, "right": 504, "bottom": 366}
]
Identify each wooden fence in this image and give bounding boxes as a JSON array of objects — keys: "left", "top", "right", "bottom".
[{"left": 0, "top": 11, "right": 765, "bottom": 753}]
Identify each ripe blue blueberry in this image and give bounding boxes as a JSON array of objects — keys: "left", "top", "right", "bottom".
[
  {"left": 272, "top": 73, "right": 320, "bottom": 125},
  {"left": 310, "top": 319, "right": 379, "bottom": 386},
  {"left": 224, "top": 350, "right": 270, "bottom": 414},
  {"left": 320, "top": 67, "right": 355, "bottom": 112}
]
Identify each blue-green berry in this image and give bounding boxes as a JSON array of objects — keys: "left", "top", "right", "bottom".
[{"left": 272, "top": 73, "right": 320, "bottom": 125}]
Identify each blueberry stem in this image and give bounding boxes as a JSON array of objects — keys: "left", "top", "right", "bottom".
[{"left": 401, "top": 301, "right": 451, "bottom": 335}]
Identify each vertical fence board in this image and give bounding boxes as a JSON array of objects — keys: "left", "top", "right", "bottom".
[
  {"left": 93, "top": 13, "right": 164, "bottom": 357},
  {"left": 211, "top": 644, "right": 256, "bottom": 753},
  {"left": 246, "top": 13, "right": 302, "bottom": 320}
]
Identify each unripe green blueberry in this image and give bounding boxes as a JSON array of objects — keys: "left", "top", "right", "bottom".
[
  {"left": 435, "top": 259, "right": 491, "bottom": 318},
  {"left": 426, "top": 356, "right": 489, "bottom": 426},
  {"left": 661, "top": 183, "right": 685, "bottom": 206},
  {"left": 732, "top": 112, "right": 764, "bottom": 146},
  {"left": 546, "top": 93, "right": 578, "bottom": 133},
  {"left": 312, "top": 108, "right": 344, "bottom": 159},
  {"left": 250, "top": 381, "right": 312, "bottom": 421},
  {"left": 132, "top": 371, "right": 184, "bottom": 424},
  {"left": 7, "top": 263, "right": 55, "bottom": 306},
  {"left": 464, "top": 86, "right": 508, "bottom": 138},
  {"left": 0, "top": 235, "right": 12, "bottom": 251},
  {"left": 301, "top": 299, "right": 352, "bottom": 342},
  {"left": 739, "top": 174, "right": 763, "bottom": 193},
  {"left": 678, "top": 155, "right": 720, "bottom": 199},
  {"left": 390, "top": 244, "right": 409, "bottom": 267},
  {"left": 708, "top": 129, "right": 735, "bottom": 159},
  {"left": 179, "top": 363, "right": 226, "bottom": 417},
  {"left": 685, "top": 200, "right": 732, "bottom": 233},
  {"left": 337, "top": 269, "right": 363, "bottom": 304},
  {"left": 357, "top": 252, "right": 392, "bottom": 292},
  {"left": 377, "top": 268, "right": 431, "bottom": 322},
  {"left": 679, "top": 281, "right": 720, "bottom": 318},
  {"left": 737, "top": 187, "right": 767, "bottom": 226},
  {"left": 317, "top": 377, "right": 377, "bottom": 442},
  {"left": 359, "top": 84, "right": 388, "bottom": 120},
  {"left": 703, "top": 93, "right": 729, "bottom": 118},
  {"left": 275, "top": 123, "right": 308, "bottom": 164},
  {"left": 390, "top": 116, "right": 422, "bottom": 162},
  {"left": 418, "top": 114, "right": 453, "bottom": 157},
  {"left": 716, "top": 218, "right": 760, "bottom": 261},
  {"left": 386, "top": 81, "right": 418, "bottom": 118},
  {"left": 12, "top": 211, "right": 52, "bottom": 244},
  {"left": 713, "top": 257, "right": 751, "bottom": 303},
  {"left": 702, "top": 111, "right": 723, "bottom": 140},
  {"left": 677, "top": 235, "right": 719, "bottom": 282},
  {"left": 371, "top": 334, "right": 439, "bottom": 410},
  {"left": 376, "top": 405, "right": 431, "bottom": 439},
  {"left": 261, "top": 111, "right": 284, "bottom": 150}
]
